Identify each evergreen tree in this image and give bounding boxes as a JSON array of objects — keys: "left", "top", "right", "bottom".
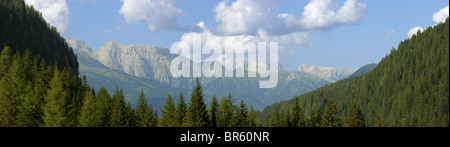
[
  {"left": 79, "top": 90, "right": 102, "bottom": 127},
  {"left": 345, "top": 101, "right": 366, "bottom": 127},
  {"left": 0, "top": 52, "right": 23, "bottom": 127},
  {"left": 184, "top": 78, "right": 210, "bottom": 127},
  {"left": 42, "top": 65, "right": 68, "bottom": 127},
  {"left": 247, "top": 105, "right": 260, "bottom": 127},
  {"left": 175, "top": 91, "right": 187, "bottom": 127},
  {"left": 0, "top": 46, "right": 12, "bottom": 79},
  {"left": 218, "top": 94, "right": 235, "bottom": 127},
  {"left": 321, "top": 100, "right": 342, "bottom": 127},
  {"left": 290, "top": 97, "right": 305, "bottom": 127},
  {"left": 209, "top": 95, "right": 219, "bottom": 127},
  {"left": 124, "top": 101, "right": 136, "bottom": 127},
  {"left": 136, "top": 89, "right": 155, "bottom": 127},
  {"left": 306, "top": 107, "right": 322, "bottom": 127},
  {"left": 96, "top": 87, "right": 112, "bottom": 127},
  {"left": 159, "top": 94, "right": 177, "bottom": 127},
  {"left": 110, "top": 87, "right": 126, "bottom": 127},
  {"left": 231, "top": 100, "right": 248, "bottom": 127}
]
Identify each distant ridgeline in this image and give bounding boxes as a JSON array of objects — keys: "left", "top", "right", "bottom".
[
  {"left": 259, "top": 18, "right": 449, "bottom": 127},
  {"left": 0, "top": 0, "right": 79, "bottom": 75}
]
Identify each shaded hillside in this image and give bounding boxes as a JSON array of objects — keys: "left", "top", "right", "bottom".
[
  {"left": 350, "top": 63, "right": 377, "bottom": 77},
  {"left": 0, "top": 0, "right": 78, "bottom": 75},
  {"left": 259, "top": 18, "right": 449, "bottom": 127}
]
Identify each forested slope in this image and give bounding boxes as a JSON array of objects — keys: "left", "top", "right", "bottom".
[{"left": 259, "top": 18, "right": 449, "bottom": 127}]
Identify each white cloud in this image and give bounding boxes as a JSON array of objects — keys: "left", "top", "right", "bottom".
[
  {"left": 383, "top": 30, "right": 395, "bottom": 40},
  {"left": 178, "top": 21, "right": 312, "bottom": 63},
  {"left": 214, "top": 0, "right": 280, "bottom": 35},
  {"left": 104, "top": 26, "right": 123, "bottom": 34},
  {"left": 432, "top": 6, "right": 449, "bottom": 23},
  {"left": 119, "top": 0, "right": 185, "bottom": 32},
  {"left": 213, "top": 0, "right": 367, "bottom": 35},
  {"left": 407, "top": 26, "right": 424, "bottom": 37},
  {"left": 25, "top": 0, "right": 70, "bottom": 33},
  {"left": 296, "top": 0, "right": 367, "bottom": 30}
]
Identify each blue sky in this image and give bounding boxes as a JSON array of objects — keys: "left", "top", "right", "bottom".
[{"left": 25, "top": 0, "right": 449, "bottom": 70}]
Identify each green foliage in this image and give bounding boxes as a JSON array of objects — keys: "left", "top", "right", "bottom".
[
  {"left": 345, "top": 101, "right": 366, "bottom": 127},
  {"left": 175, "top": 91, "right": 187, "bottom": 127},
  {"left": 159, "top": 94, "right": 177, "bottom": 127},
  {"left": 260, "top": 18, "right": 449, "bottom": 127},
  {"left": 321, "top": 100, "right": 342, "bottom": 127},
  {"left": 290, "top": 97, "right": 305, "bottom": 127},
  {"left": 231, "top": 100, "right": 249, "bottom": 127},
  {"left": 184, "top": 78, "right": 210, "bottom": 127},
  {"left": 218, "top": 94, "right": 235, "bottom": 127},
  {"left": 209, "top": 95, "right": 219, "bottom": 127},
  {"left": 0, "top": 0, "right": 79, "bottom": 75},
  {"left": 110, "top": 87, "right": 127, "bottom": 127},
  {"left": 79, "top": 89, "right": 102, "bottom": 127},
  {"left": 136, "top": 89, "right": 157, "bottom": 127}
]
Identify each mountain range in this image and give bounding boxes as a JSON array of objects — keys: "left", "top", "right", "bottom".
[{"left": 67, "top": 39, "right": 355, "bottom": 110}]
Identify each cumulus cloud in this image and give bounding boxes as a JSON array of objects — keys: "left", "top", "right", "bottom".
[
  {"left": 178, "top": 21, "right": 312, "bottom": 63},
  {"left": 119, "top": 0, "right": 185, "bottom": 32},
  {"left": 213, "top": 0, "right": 367, "bottom": 35},
  {"left": 175, "top": 0, "right": 366, "bottom": 65},
  {"left": 407, "top": 26, "right": 424, "bottom": 37},
  {"left": 25, "top": 0, "right": 70, "bottom": 33},
  {"left": 432, "top": 6, "right": 449, "bottom": 23},
  {"left": 296, "top": 0, "right": 367, "bottom": 30}
]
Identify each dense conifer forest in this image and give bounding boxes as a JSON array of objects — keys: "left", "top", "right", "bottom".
[{"left": 0, "top": 0, "right": 448, "bottom": 127}]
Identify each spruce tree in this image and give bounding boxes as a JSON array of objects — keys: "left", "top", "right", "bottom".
[
  {"left": 43, "top": 65, "right": 68, "bottom": 127},
  {"left": 345, "top": 101, "right": 366, "bottom": 127},
  {"left": 96, "top": 87, "right": 112, "bottom": 127},
  {"left": 184, "top": 78, "right": 210, "bottom": 127},
  {"left": 79, "top": 90, "right": 102, "bottom": 127},
  {"left": 0, "top": 46, "right": 12, "bottom": 79},
  {"left": 290, "top": 97, "right": 306, "bottom": 127},
  {"left": 247, "top": 105, "right": 260, "bottom": 127},
  {"left": 136, "top": 89, "right": 155, "bottom": 127},
  {"left": 110, "top": 87, "right": 126, "bottom": 127},
  {"left": 209, "top": 95, "right": 219, "bottom": 127},
  {"left": 124, "top": 101, "right": 136, "bottom": 127},
  {"left": 0, "top": 52, "right": 23, "bottom": 127},
  {"left": 159, "top": 94, "right": 177, "bottom": 127},
  {"left": 231, "top": 100, "right": 248, "bottom": 127},
  {"left": 321, "top": 100, "right": 342, "bottom": 127},
  {"left": 218, "top": 94, "right": 235, "bottom": 127},
  {"left": 306, "top": 107, "right": 323, "bottom": 127},
  {"left": 176, "top": 91, "right": 187, "bottom": 127}
]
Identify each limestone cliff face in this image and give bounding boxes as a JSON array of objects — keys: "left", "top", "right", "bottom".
[
  {"left": 68, "top": 39, "right": 176, "bottom": 85},
  {"left": 296, "top": 64, "right": 354, "bottom": 82}
]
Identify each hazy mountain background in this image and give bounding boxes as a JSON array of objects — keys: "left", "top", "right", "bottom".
[{"left": 67, "top": 39, "right": 354, "bottom": 110}]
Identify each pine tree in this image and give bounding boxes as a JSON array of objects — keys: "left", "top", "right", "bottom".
[
  {"left": 96, "top": 87, "right": 112, "bottom": 127},
  {"left": 79, "top": 90, "right": 102, "bottom": 127},
  {"left": 159, "top": 94, "right": 177, "bottom": 127},
  {"left": 345, "top": 101, "right": 366, "bottom": 127},
  {"left": 184, "top": 78, "right": 210, "bottom": 127},
  {"left": 218, "top": 94, "right": 235, "bottom": 127},
  {"left": 321, "top": 100, "right": 342, "bottom": 127},
  {"left": 231, "top": 100, "right": 249, "bottom": 127},
  {"left": 209, "top": 95, "right": 219, "bottom": 127},
  {"left": 43, "top": 65, "right": 68, "bottom": 127},
  {"left": 110, "top": 87, "right": 126, "bottom": 127},
  {"left": 290, "top": 97, "right": 306, "bottom": 127},
  {"left": 176, "top": 91, "right": 187, "bottom": 127}
]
